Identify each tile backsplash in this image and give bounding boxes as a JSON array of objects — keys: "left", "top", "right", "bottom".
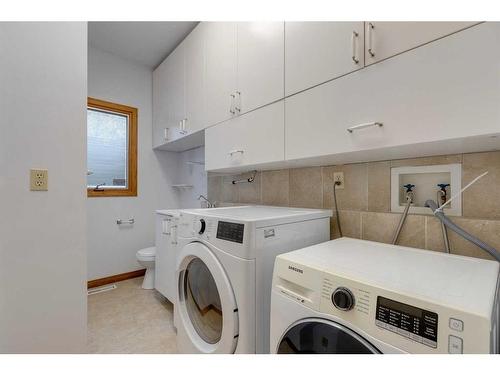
[{"left": 207, "top": 151, "right": 500, "bottom": 260}]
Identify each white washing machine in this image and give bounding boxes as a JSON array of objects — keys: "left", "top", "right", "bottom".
[
  {"left": 155, "top": 209, "right": 181, "bottom": 303},
  {"left": 270, "top": 238, "right": 500, "bottom": 354},
  {"left": 173, "top": 206, "right": 332, "bottom": 354}
]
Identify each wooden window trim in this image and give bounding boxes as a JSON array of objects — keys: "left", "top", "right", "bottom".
[{"left": 87, "top": 97, "right": 138, "bottom": 198}]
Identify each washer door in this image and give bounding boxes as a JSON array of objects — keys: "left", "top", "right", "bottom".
[
  {"left": 177, "top": 242, "right": 239, "bottom": 353},
  {"left": 277, "top": 318, "right": 380, "bottom": 354}
]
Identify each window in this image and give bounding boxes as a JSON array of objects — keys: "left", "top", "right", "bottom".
[{"left": 87, "top": 97, "right": 137, "bottom": 197}]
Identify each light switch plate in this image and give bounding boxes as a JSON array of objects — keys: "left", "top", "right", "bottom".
[{"left": 30, "top": 169, "right": 48, "bottom": 191}]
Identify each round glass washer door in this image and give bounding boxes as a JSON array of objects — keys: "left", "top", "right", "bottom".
[
  {"left": 184, "top": 257, "right": 223, "bottom": 344},
  {"left": 177, "top": 241, "right": 238, "bottom": 353},
  {"left": 277, "top": 318, "right": 380, "bottom": 354}
]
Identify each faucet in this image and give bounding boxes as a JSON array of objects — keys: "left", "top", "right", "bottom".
[{"left": 198, "top": 195, "right": 215, "bottom": 208}]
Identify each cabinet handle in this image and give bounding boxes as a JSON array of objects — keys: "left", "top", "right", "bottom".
[
  {"left": 235, "top": 91, "right": 241, "bottom": 113},
  {"left": 230, "top": 94, "right": 236, "bottom": 114},
  {"left": 351, "top": 31, "right": 359, "bottom": 64},
  {"left": 228, "top": 149, "right": 244, "bottom": 156},
  {"left": 347, "top": 122, "right": 383, "bottom": 133},
  {"left": 368, "top": 22, "right": 375, "bottom": 57}
]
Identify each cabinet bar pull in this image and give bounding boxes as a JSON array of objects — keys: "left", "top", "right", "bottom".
[
  {"left": 368, "top": 22, "right": 375, "bottom": 57},
  {"left": 230, "top": 94, "right": 236, "bottom": 114},
  {"left": 351, "top": 31, "right": 359, "bottom": 64},
  {"left": 235, "top": 91, "right": 241, "bottom": 113},
  {"left": 228, "top": 149, "right": 244, "bottom": 156},
  {"left": 117, "top": 218, "right": 135, "bottom": 225},
  {"left": 347, "top": 122, "right": 383, "bottom": 133}
]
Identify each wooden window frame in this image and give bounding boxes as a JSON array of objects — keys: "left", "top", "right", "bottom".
[{"left": 87, "top": 97, "right": 138, "bottom": 198}]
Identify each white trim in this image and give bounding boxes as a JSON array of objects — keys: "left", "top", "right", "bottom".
[{"left": 390, "top": 164, "right": 462, "bottom": 216}]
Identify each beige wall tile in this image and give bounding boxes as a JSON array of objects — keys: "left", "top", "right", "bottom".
[
  {"left": 425, "top": 216, "right": 448, "bottom": 253},
  {"left": 367, "top": 161, "right": 391, "bottom": 212},
  {"left": 207, "top": 175, "right": 222, "bottom": 204},
  {"left": 331, "top": 210, "right": 361, "bottom": 239},
  {"left": 362, "top": 212, "right": 425, "bottom": 249},
  {"left": 289, "top": 167, "right": 323, "bottom": 208},
  {"left": 221, "top": 175, "right": 238, "bottom": 203},
  {"left": 449, "top": 217, "right": 499, "bottom": 260},
  {"left": 426, "top": 215, "right": 499, "bottom": 260},
  {"left": 261, "top": 170, "right": 289, "bottom": 206},
  {"left": 323, "top": 164, "right": 368, "bottom": 211},
  {"left": 237, "top": 171, "right": 262, "bottom": 204},
  {"left": 391, "top": 154, "right": 462, "bottom": 168},
  {"left": 462, "top": 151, "right": 500, "bottom": 220}
]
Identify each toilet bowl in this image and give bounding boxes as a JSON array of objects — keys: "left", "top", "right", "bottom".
[{"left": 136, "top": 247, "right": 156, "bottom": 289}]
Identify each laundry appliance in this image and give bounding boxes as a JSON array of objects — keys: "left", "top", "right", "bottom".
[
  {"left": 174, "top": 205, "right": 332, "bottom": 353},
  {"left": 270, "top": 238, "right": 500, "bottom": 354}
]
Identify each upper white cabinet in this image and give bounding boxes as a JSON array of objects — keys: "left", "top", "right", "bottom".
[
  {"left": 152, "top": 59, "right": 169, "bottom": 148},
  {"left": 205, "top": 101, "right": 285, "bottom": 171},
  {"left": 285, "top": 22, "right": 364, "bottom": 96},
  {"left": 236, "top": 22, "right": 284, "bottom": 114},
  {"left": 204, "top": 22, "right": 238, "bottom": 127},
  {"left": 152, "top": 41, "right": 186, "bottom": 148},
  {"left": 184, "top": 24, "right": 206, "bottom": 134},
  {"left": 364, "top": 22, "right": 478, "bottom": 65},
  {"left": 204, "top": 22, "right": 285, "bottom": 125},
  {"left": 286, "top": 23, "right": 499, "bottom": 163},
  {"left": 165, "top": 45, "right": 185, "bottom": 137}
]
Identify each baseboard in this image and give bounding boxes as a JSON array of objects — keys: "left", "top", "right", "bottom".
[{"left": 87, "top": 269, "right": 146, "bottom": 289}]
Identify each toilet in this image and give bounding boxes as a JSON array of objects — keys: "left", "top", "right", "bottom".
[{"left": 136, "top": 247, "right": 156, "bottom": 289}]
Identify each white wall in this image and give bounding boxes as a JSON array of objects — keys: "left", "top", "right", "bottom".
[
  {"left": 0, "top": 23, "right": 87, "bottom": 353},
  {"left": 87, "top": 47, "right": 181, "bottom": 280},
  {"left": 176, "top": 146, "right": 208, "bottom": 208}
]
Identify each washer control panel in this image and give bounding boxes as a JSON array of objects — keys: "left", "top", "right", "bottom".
[
  {"left": 375, "top": 296, "right": 438, "bottom": 348},
  {"left": 216, "top": 221, "right": 244, "bottom": 243}
]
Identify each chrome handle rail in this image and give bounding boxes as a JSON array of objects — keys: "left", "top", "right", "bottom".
[
  {"left": 117, "top": 218, "right": 135, "bottom": 225},
  {"left": 228, "top": 149, "right": 244, "bottom": 156},
  {"left": 346, "top": 122, "right": 383, "bottom": 133},
  {"left": 368, "top": 22, "right": 375, "bottom": 57},
  {"left": 230, "top": 94, "right": 236, "bottom": 114},
  {"left": 234, "top": 91, "right": 241, "bottom": 113},
  {"left": 351, "top": 31, "right": 359, "bottom": 64}
]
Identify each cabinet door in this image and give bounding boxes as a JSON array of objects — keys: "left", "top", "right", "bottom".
[
  {"left": 152, "top": 59, "right": 169, "bottom": 148},
  {"left": 165, "top": 44, "right": 185, "bottom": 139},
  {"left": 365, "top": 21, "right": 478, "bottom": 65},
  {"left": 204, "top": 22, "right": 237, "bottom": 127},
  {"left": 184, "top": 24, "right": 205, "bottom": 133},
  {"left": 285, "top": 22, "right": 364, "bottom": 96},
  {"left": 286, "top": 23, "right": 500, "bottom": 162},
  {"left": 236, "top": 22, "right": 284, "bottom": 114},
  {"left": 205, "top": 101, "right": 284, "bottom": 171}
]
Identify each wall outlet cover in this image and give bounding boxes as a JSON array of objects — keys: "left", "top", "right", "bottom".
[
  {"left": 30, "top": 169, "right": 48, "bottom": 191},
  {"left": 333, "top": 172, "right": 345, "bottom": 189}
]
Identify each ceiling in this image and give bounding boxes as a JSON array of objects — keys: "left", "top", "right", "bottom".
[{"left": 88, "top": 22, "right": 198, "bottom": 69}]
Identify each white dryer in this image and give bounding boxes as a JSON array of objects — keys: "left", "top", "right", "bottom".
[
  {"left": 270, "top": 238, "right": 500, "bottom": 354},
  {"left": 154, "top": 209, "right": 181, "bottom": 303},
  {"left": 173, "top": 206, "right": 332, "bottom": 354}
]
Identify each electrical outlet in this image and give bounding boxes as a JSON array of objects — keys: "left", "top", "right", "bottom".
[
  {"left": 30, "top": 169, "right": 48, "bottom": 191},
  {"left": 333, "top": 172, "right": 344, "bottom": 189}
]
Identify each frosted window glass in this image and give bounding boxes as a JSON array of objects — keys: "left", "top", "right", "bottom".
[{"left": 87, "top": 109, "right": 128, "bottom": 188}]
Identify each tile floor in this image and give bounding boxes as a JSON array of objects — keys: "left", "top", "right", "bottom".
[{"left": 87, "top": 277, "right": 178, "bottom": 353}]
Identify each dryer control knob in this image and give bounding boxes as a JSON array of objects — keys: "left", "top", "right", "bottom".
[
  {"left": 332, "top": 287, "right": 355, "bottom": 311},
  {"left": 195, "top": 219, "right": 206, "bottom": 234}
]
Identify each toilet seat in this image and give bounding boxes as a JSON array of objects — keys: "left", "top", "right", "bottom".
[{"left": 137, "top": 247, "right": 156, "bottom": 262}]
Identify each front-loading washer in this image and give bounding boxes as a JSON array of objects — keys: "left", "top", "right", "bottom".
[
  {"left": 173, "top": 206, "right": 332, "bottom": 353},
  {"left": 271, "top": 238, "right": 500, "bottom": 354}
]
